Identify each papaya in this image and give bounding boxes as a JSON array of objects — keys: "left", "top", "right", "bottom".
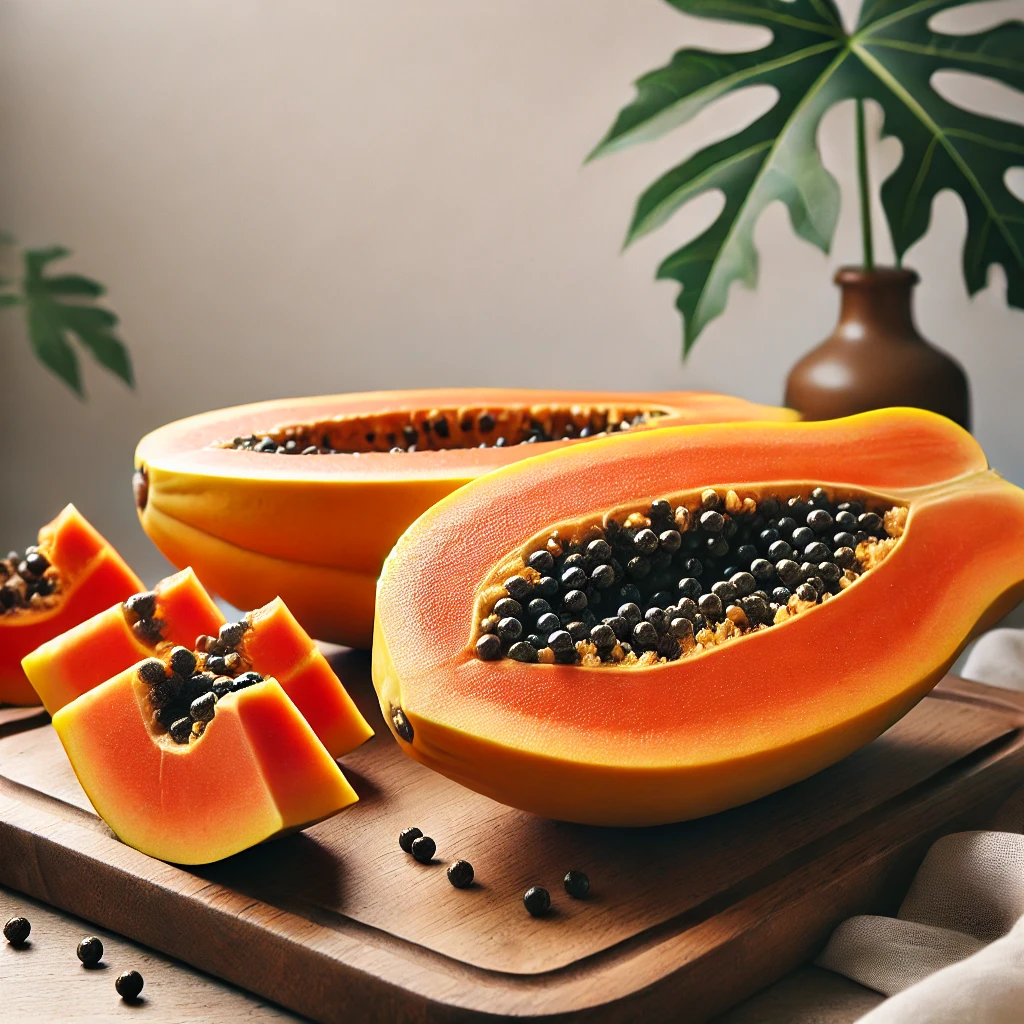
[
  {"left": 1, "top": 505, "right": 143, "bottom": 705},
  {"left": 23, "top": 567, "right": 223, "bottom": 716},
  {"left": 372, "top": 409, "right": 1024, "bottom": 827},
  {"left": 133, "top": 389, "right": 796, "bottom": 647},
  {"left": 53, "top": 668, "right": 359, "bottom": 864},
  {"left": 29, "top": 582, "right": 373, "bottom": 759}
]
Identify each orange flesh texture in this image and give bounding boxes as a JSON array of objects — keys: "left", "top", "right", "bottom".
[
  {"left": 373, "top": 409, "right": 1024, "bottom": 826},
  {"left": 244, "top": 598, "right": 374, "bottom": 758},
  {"left": 53, "top": 671, "right": 357, "bottom": 864},
  {"left": 1, "top": 505, "right": 143, "bottom": 705},
  {"left": 22, "top": 568, "right": 225, "bottom": 716},
  {"left": 135, "top": 389, "right": 796, "bottom": 646}
]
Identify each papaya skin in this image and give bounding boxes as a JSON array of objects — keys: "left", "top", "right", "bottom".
[
  {"left": 53, "top": 670, "right": 358, "bottom": 865},
  {"left": 372, "top": 409, "right": 1024, "bottom": 827},
  {"left": 134, "top": 389, "right": 797, "bottom": 646},
  {"left": 1, "top": 505, "right": 143, "bottom": 706}
]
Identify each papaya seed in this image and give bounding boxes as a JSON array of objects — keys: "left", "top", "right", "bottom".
[
  {"left": 411, "top": 835, "right": 435, "bottom": 863},
  {"left": 124, "top": 590, "right": 157, "bottom": 620},
  {"left": 523, "top": 886, "right": 551, "bottom": 917},
  {"left": 168, "top": 717, "right": 192, "bottom": 744},
  {"left": 168, "top": 646, "right": 197, "bottom": 678},
  {"left": 447, "top": 860, "right": 475, "bottom": 889},
  {"left": 137, "top": 658, "right": 167, "bottom": 686},
  {"left": 399, "top": 827, "right": 422, "bottom": 853}
]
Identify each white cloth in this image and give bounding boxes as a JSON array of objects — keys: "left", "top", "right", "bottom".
[
  {"left": 962, "top": 628, "right": 1024, "bottom": 692},
  {"left": 813, "top": 626, "right": 1024, "bottom": 1022}
]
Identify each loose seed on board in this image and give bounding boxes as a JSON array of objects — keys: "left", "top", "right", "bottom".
[
  {"left": 564, "top": 870, "right": 591, "bottom": 898},
  {"left": 523, "top": 886, "right": 551, "bottom": 917},
  {"left": 411, "top": 836, "right": 436, "bottom": 863},
  {"left": 3, "top": 916, "right": 30, "bottom": 945},
  {"left": 77, "top": 936, "right": 104, "bottom": 966},
  {"left": 115, "top": 970, "right": 144, "bottom": 1001},
  {"left": 447, "top": 860, "right": 475, "bottom": 888},
  {"left": 399, "top": 827, "right": 423, "bottom": 854}
]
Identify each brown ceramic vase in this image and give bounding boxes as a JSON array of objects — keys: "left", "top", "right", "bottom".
[{"left": 785, "top": 267, "right": 970, "bottom": 429}]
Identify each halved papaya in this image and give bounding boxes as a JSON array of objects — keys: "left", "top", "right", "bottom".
[
  {"left": 53, "top": 668, "right": 358, "bottom": 864},
  {"left": 1, "top": 505, "right": 143, "bottom": 705},
  {"left": 133, "top": 389, "right": 797, "bottom": 647},
  {"left": 373, "top": 409, "right": 1024, "bottom": 827},
  {"left": 23, "top": 567, "right": 225, "bottom": 716}
]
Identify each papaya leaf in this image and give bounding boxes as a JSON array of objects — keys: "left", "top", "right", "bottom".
[
  {"left": 592, "top": 0, "right": 1024, "bottom": 353},
  {"left": 18, "top": 246, "right": 133, "bottom": 395}
]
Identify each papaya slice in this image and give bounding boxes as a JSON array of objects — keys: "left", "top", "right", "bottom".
[
  {"left": 53, "top": 668, "right": 358, "bottom": 864},
  {"left": 29, "top": 583, "right": 372, "bottom": 758},
  {"left": 1, "top": 505, "right": 143, "bottom": 705},
  {"left": 134, "top": 389, "right": 797, "bottom": 647},
  {"left": 373, "top": 409, "right": 1024, "bottom": 827},
  {"left": 22, "top": 567, "right": 225, "bottom": 716}
]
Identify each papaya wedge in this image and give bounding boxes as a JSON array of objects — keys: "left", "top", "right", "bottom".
[
  {"left": 372, "top": 409, "right": 1024, "bottom": 826},
  {"left": 1, "top": 505, "right": 142, "bottom": 705},
  {"left": 133, "top": 389, "right": 796, "bottom": 647}
]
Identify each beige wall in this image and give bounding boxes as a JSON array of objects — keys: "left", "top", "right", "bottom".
[{"left": 2, "top": 0, "right": 1022, "bottom": 585}]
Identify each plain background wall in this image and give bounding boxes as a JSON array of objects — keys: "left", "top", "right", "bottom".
[{"left": 1, "top": 0, "right": 1022, "bottom": 587}]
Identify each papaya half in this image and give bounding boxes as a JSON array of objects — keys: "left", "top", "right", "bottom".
[
  {"left": 133, "top": 389, "right": 796, "bottom": 647},
  {"left": 1, "top": 505, "right": 143, "bottom": 705},
  {"left": 372, "top": 409, "right": 1024, "bottom": 827}
]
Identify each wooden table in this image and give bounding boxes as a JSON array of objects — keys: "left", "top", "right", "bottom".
[
  {"left": 0, "top": 884, "right": 302, "bottom": 1022},
  {"left": 3, "top": 660, "right": 1023, "bottom": 1022}
]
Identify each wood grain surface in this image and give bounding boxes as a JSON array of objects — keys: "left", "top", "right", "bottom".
[
  {"left": 2, "top": 656, "right": 1024, "bottom": 1023},
  {"left": 0, "top": 884, "right": 302, "bottom": 1022}
]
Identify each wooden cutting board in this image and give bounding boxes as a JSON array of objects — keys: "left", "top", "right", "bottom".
[{"left": 1, "top": 657, "right": 1023, "bottom": 1023}]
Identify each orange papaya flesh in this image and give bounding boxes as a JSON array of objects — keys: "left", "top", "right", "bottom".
[
  {"left": 1, "top": 505, "right": 143, "bottom": 705},
  {"left": 52, "top": 669, "right": 358, "bottom": 864},
  {"left": 22, "top": 567, "right": 225, "bottom": 716},
  {"left": 373, "top": 409, "right": 1024, "bottom": 826},
  {"left": 134, "top": 389, "right": 797, "bottom": 647}
]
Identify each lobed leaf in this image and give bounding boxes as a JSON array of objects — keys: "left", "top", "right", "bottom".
[{"left": 593, "top": 0, "right": 1024, "bottom": 353}]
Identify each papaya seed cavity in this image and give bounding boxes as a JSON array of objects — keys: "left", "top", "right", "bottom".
[
  {"left": 474, "top": 488, "right": 907, "bottom": 668},
  {"left": 0, "top": 542, "right": 60, "bottom": 617},
  {"left": 217, "top": 403, "right": 670, "bottom": 455},
  {"left": 137, "top": 617, "right": 262, "bottom": 744}
]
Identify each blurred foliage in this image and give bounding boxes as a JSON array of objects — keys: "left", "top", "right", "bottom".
[{"left": 1, "top": 239, "right": 132, "bottom": 397}]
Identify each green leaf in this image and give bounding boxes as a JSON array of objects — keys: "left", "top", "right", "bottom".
[
  {"left": 592, "top": 0, "right": 1024, "bottom": 352},
  {"left": 15, "top": 246, "right": 134, "bottom": 396},
  {"left": 26, "top": 301, "right": 83, "bottom": 396},
  {"left": 853, "top": 8, "right": 1024, "bottom": 305}
]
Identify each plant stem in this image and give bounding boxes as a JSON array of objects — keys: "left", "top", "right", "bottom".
[{"left": 856, "top": 97, "right": 875, "bottom": 272}]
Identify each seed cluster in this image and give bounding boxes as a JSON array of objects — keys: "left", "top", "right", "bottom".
[
  {"left": 0, "top": 545, "right": 59, "bottom": 614},
  {"left": 475, "top": 488, "right": 906, "bottom": 667},
  {"left": 222, "top": 406, "right": 665, "bottom": 455},
  {"left": 137, "top": 620, "right": 265, "bottom": 743}
]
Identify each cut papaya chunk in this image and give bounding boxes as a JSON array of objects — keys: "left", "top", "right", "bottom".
[
  {"left": 373, "top": 409, "right": 1024, "bottom": 826},
  {"left": 134, "top": 389, "right": 797, "bottom": 647},
  {"left": 28, "top": 582, "right": 372, "bottom": 758},
  {"left": 53, "top": 669, "right": 358, "bottom": 864},
  {"left": 1, "top": 505, "right": 142, "bottom": 705},
  {"left": 23, "top": 567, "right": 225, "bottom": 716}
]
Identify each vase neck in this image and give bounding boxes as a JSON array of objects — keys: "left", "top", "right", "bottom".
[{"left": 834, "top": 267, "right": 921, "bottom": 343}]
